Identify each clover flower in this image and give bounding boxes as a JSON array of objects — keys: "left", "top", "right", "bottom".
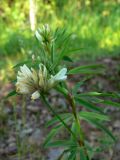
[
  {"left": 35, "top": 24, "right": 54, "bottom": 45},
  {"left": 16, "top": 64, "right": 67, "bottom": 100}
]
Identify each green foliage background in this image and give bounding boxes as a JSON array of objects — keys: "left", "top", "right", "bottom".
[{"left": 0, "top": 0, "right": 120, "bottom": 59}]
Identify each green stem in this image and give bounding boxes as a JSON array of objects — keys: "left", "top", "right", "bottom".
[
  {"left": 68, "top": 93, "right": 84, "bottom": 144},
  {"left": 41, "top": 94, "right": 77, "bottom": 141},
  {"left": 67, "top": 93, "right": 89, "bottom": 159}
]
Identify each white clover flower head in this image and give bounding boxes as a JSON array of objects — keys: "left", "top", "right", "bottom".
[
  {"left": 16, "top": 64, "right": 67, "bottom": 100},
  {"left": 35, "top": 24, "right": 54, "bottom": 45},
  {"left": 32, "top": 54, "right": 35, "bottom": 60},
  {"left": 16, "top": 64, "right": 39, "bottom": 96},
  {"left": 42, "top": 24, "right": 50, "bottom": 34}
]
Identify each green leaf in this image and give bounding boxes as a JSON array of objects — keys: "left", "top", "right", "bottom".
[
  {"left": 45, "top": 140, "right": 76, "bottom": 148},
  {"left": 43, "top": 129, "right": 58, "bottom": 147},
  {"left": 5, "top": 90, "right": 17, "bottom": 98},
  {"left": 71, "top": 122, "right": 78, "bottom": 140},
  {"left": 52, "top": 29, "right": 71, "bottom": 68},
  {"left": 72, "top": 77, "right": 92, "bottom": 95},
  {"left": 78, "top": 92, "right": 103, "bottom": 97},
  {"left": 77, "top": 92, "right": 120, "bottom": 98},
  {"left": 79, "top": 111, "right": 109, "bottom": 121},
  {"left": 13, "top": 60, "right": 40, "bottom": 69},
  {"left": 13, "top": 60, "right": 32, "bottom": 68},
  {"left": 64, "top": 48, "right": 84, "bottom": 55},
  {"left": 63, "top": 56, "right": 73, "bottom": 62},
  {"left": 56, "top": 150, "right": 69, "bottom": 160},
  {"left": 53, "top": 42, "right": 69, "bottom": 68},
  {"left": 56, "top": 86, "right": 68, "bottom": 97},
  {"left": 79, "top": 147, "right": 88, "bottom": 160},
  {"left": 51, "top": 42, "right": 54, "bottom": 63},
  {"left": 84, "top": 118, "right": 116, "bottom": 141},
  {"left": 88, "top": 97, "right": 104, "bottom": 103},
  {"left": 68, "top": 64, "right": 104, "bottom": 75},
  {"left": 45, "top": 113, "right": 72, "bottom": 127},
  {"left": 75, "top": 97, "right": 103, "bottom": 113},
  {"left": 72, "top": 81, "right": 84, "bottom": 95},
  {"left": 68, "top": 150, "right": 76, "bottom": 160},
  {"left": 102, "top": 100, "right": 120, "bottom": 108}
]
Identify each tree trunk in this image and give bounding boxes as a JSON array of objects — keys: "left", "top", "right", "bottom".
[{"left": 29, "top": 0, "right": 36, "bottom": 31}]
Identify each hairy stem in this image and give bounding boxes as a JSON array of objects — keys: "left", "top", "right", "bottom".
[{"left": 67, "top": 93, "right": 89, "bottom": 159}]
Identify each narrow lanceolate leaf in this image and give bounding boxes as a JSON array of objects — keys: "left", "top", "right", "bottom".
[
  {"left": 79, "top": 111, "right": 109, "bottom": 121},
  {"left": 68, "top": 150, "right": 76, "bottom": 160},
  {"left": 77, "top": 92, "right": 120, "bottom": 98},
  {"left": 72, "top": 81, "right": 85, "bottom": 95},
  {"left": 45, "top": 140, "right": 76, "bottom": 148},
  {"left": 13, "top": 60, "right": 31, "bottom": 68},
  {"left": 63, "top": 48, "right": 84, "bottom": 55},
  {"left": 51, "top": 42, "right": 54, "bottom": 63},
  {"left": 63, "top": 56, "right": 73, "bottom": 62},
  {"left": 5, "top": 90, "right": 17, "bottom": 98},
  {"left": 102, "top": 100, "right": 120, "bottom": 108},
  {"left": 79, "top": 147, "right": 88, "bottom": 160},
  {"left": 68, "top": 64, "right": 104, "bottom": 75},
  {"left": 72, "top": 77, "right": 92, "bottom": 95},
  {"left": 78, "top": 92, "right": 103, "bottom": 97},
  {"left": 85, "top": 118, "right": 116, "bottom": 141},
  {"left": 45, "top": 113, "right": 72, "bottom": 127},
  {"left": 43, "top": 129, "right": 58, "bottom": 147},
  {"left": 57, "top": 150, "right": 69, "bottom": 160},
  {"left": 75, "top": 97, "right": 103, "bottom": 113}
]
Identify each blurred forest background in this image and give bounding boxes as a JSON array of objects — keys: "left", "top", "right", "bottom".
[{"left": 0, "top": 0, "right": 120, "bottom": 83}]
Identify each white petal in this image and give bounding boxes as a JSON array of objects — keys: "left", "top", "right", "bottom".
[
  {"left": 48, "top": 75, "right": 54, "bottom": 88},
  {"left": 39, "top": 64, "right": 47, "bottom": 87},
  {"left": 20, "top": 64, "right": 32, "bottom": 77},
  {"left": 35, "top": 30, "right": 42, "bottom": 42},
  {"left": 48, "top": 68, "right": 67, "bottom": 88},
  {"left": 18, "top": 71, "right": 23, "bottom": 76},
  {"left": 31, "top": 91, "right": 40, "bottom": 100},
  {"left": 52, "top": 68, "right": 67, "bottom": 81},
  {"left": 31, "top": 68, "right": 38, "bottom": 84},
  {"left": 16, "top": 84, "right": 30, "bottom": 94}
]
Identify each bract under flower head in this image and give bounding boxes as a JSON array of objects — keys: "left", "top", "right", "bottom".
[{"left": 16, "top": 64, "right": 67, "bottom": 100}]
